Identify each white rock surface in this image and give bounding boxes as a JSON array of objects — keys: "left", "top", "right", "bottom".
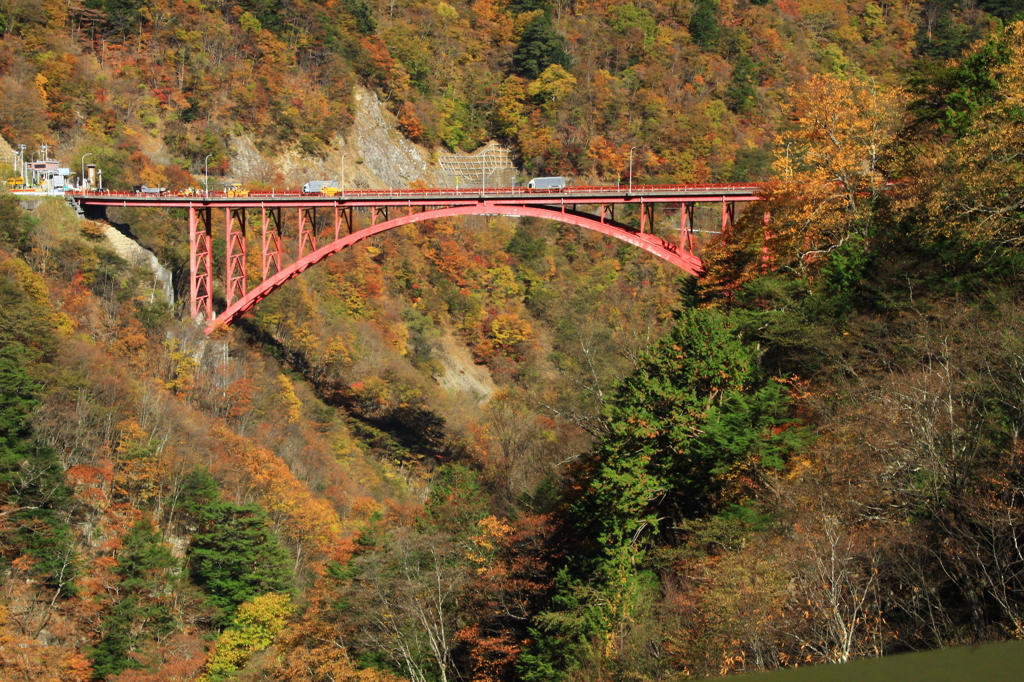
[
  {"left": 433, "top": 332, "right": 497, "bottom": 404},
  {"left": 91, "top": 220, "right": 174, "bottom": 305}
]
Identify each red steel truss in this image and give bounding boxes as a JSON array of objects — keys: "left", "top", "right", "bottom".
[
  {"left": 188, "top": 206, "right": 213, "bottom": 321},
  {"left": 72, "top": 183, "right": 763, "bottom": 333}
]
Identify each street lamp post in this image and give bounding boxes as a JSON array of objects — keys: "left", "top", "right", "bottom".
[
  {"left": 341, "top": 152, "right": 348, "bottom": 197},
  {"left": 81, "top": 153, "right": 93, "bottom": 191},
  {"left": 628, "top": 146, "right": 637, "bottom": 195},
  {"left": 204, "top": 154, "right": 212, "bottom": 197}
]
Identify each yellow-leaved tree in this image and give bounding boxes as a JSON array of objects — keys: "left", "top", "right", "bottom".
[
  {"left": 702, "top": 74, "right": 903, "bottom": 292},
  {"left": 913, "top": 23, "right": 1024, "bottom": 246},
  {"left": 201, "top": 593, "right": 294, "bottom": 681},
  {"left": 769, "top": 74, "right": 903, "bottom": 270}
]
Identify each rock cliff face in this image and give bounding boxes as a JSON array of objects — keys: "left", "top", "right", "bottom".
[
  {"left": 229, "top": 86, "right": 516, "bottom": 191},
  {"left": 93, "top": 220, "right": 174, "bottom": 305},
  {"left": 0, "top": 134, "right": 14, "bottom": 163},
  {"left": 230, "top": 86, "right": 446, "bottom": 190}
]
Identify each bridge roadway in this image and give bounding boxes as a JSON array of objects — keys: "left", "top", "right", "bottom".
[
  {"left": 69, "top": 183, "right": 765, "bottom": 333},
  {"left": 68, "top": 182, "right": 763, "bottom": 208}
]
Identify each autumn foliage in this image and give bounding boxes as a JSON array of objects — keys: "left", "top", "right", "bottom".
[{"left": 4, "top": 2, "right": 1024, "bottom": 681}]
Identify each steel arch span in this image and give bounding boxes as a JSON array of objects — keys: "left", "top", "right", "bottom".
[{"left": 205, "top": 202, "right": 705, "bottom": 334}]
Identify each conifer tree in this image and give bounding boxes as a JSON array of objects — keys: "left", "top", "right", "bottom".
[
  {"left": 520, "top": 309, "right": 806, "bottom": 680},
  {"left": 0, "top": 343, "right": 77, "bottom": 594},
  {"left": 91, "top": 519, "right": 178, "bottom": 678},
  {"left": 689, "top": 0, "right": 719, "bottom": 47},
  {"left": 513, "top": 13, "right": 572, "bottom": 80},
  {"left": 187, "top": 495, "right": 294, "bottom": 621}
]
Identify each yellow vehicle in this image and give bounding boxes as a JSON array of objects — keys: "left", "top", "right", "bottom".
[
  {"left": 322, "top": 186, "right": 341, "bottom": 196},
  {"left": 224, "top": 181, "right": 249, "bottom": 197}
]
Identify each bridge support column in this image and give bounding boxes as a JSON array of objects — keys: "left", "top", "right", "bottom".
[
  {"left": 226, "top": 207, "right": 248, "bottom": 306},
  {"left": 681, "top": 202, "right": 695, "bottom": 251},
  {"left": 261, "top": 206, "right": 283, "bottom": 280},
  {"left": 334, "top": 205, "right": 353, "bottom": 240},
  {"left": 189, "top": 206, "right": 214, "bottom": 322},
  {"left": 640, "top": 202, "right": 655, "bottom": 234},
  {"left": 299, "top": 207, "right": 317, "bottom": 257},
  {"left": 721, "top": 200, "right": 735, "bottom": 238}
]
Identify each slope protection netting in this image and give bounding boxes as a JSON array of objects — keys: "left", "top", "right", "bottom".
[{"left": 437, "top": 141, "right": 518, "bottom": 188}]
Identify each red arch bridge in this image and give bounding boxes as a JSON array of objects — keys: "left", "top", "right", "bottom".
[{"left": 70, "top": 184, "right": 762, "bottom": 335}]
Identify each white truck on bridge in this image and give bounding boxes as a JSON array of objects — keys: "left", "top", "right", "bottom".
[
  {"left": 527, "top": 176, "right": 566, "bottom": 189},
  {"left": 302, "top": 180, "right": 339, "bottom": 194}
]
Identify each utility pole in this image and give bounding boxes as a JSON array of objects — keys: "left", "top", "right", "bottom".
[
  {"left": 81, "top": 153, "right": 93, "bottom": 190},
  {"left": 341, "top": 152, "right": 348, "bottom": 197},
  {"left": 628, "top": 146, "right": 637, "bottom": 195},
  {"left": 205, "top": 154, "right": 212, "bottom": 197}
]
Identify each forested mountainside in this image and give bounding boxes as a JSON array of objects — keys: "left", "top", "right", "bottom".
[{"left": 4, "top": 1, "right": 1024, "bottom": 681}]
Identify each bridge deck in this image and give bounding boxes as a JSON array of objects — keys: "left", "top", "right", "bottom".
[
  {"left": 70, "top": 183, "right": 763, "bottom": 208},
  {"left": 65, "top": 183, "right": 765, "bottom": 333}
]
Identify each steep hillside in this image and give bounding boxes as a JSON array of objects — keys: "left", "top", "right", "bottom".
[{"left": 3, "top": 1, "right": 1024, "bottom": 682}]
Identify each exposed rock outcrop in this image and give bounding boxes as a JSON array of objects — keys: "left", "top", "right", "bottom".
[
  {"left": 90, "top": 220, "right": 174, "bottom": 305},
  {"left": 229, "top": 86, "right": 516, "bottom": 191},
  {"left": 433, "top": 333, "right": 497, "bottom": 404}
]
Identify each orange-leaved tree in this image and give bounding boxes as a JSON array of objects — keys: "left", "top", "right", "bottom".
[
  {"left": 767, "top": 74, "right": 903, "bottom": 273},
  {"left": 703, "top": 74, "right": 903, "bottom": 294}
]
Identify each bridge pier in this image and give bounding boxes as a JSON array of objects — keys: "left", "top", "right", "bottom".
[
  {"left": 721, "top": 199, "right": 735, "bottom": 237},
  {"left": 681, "top": 202, "right": 695, "bottom": 251},
  {"left": 261, "top": 207, "right": 283, "bottom": 280},
  {"left": 189, "top": 206, "right": 214, "bottom": 322},
  {"left": 298, "top": 207, "right": 318, "bottom": 256},
  {"left": 334, "top": 205, "right": 354, "bottom": 240},
  {"left": 226, "top": 208, "right": 248, "bottom": 306}
]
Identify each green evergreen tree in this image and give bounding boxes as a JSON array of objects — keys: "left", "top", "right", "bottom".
[
  {"left": 187, "top": 499, "right": 293, "bottom": 621},
  {"left": 513, "top": 13, "right": 572, "bottom": 80},
  {"left": 519, "top": 309, "right": 807, "bottom": 681},
  {"left": 726, "top": 52, "right": 758, "bottom": 114},
  {"left": 0, "top": 343, "right": 77, "bottom": 594},
  {"left": 508, "top": 0, "right": 551, "bottom": 13},
  {"left": 91, "top": 519, "right": 178, "bottom": 678},
  {"left": 909, "top": 28, "right": 1012, "bottom": 137},
  {"left": 101, "top": 0, "right": 144, "bottom": 38},
  {"left": 688, "top": 0, "right": 719, "bottom": 47},
  {"left": 978, "top": 0, "right": 1024, "bottom": 21},
  {"left": 237, "top": 0, "right": 286, "bottom": 33},
  {"left": 417, "top": 463, "right": 490, "bottom": 537},
  {"left": 572, "top": 308, "right": 799, "bottom": 552},
  {"left": 343, "top": 0, "right": 376, "bottom": 35}
]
